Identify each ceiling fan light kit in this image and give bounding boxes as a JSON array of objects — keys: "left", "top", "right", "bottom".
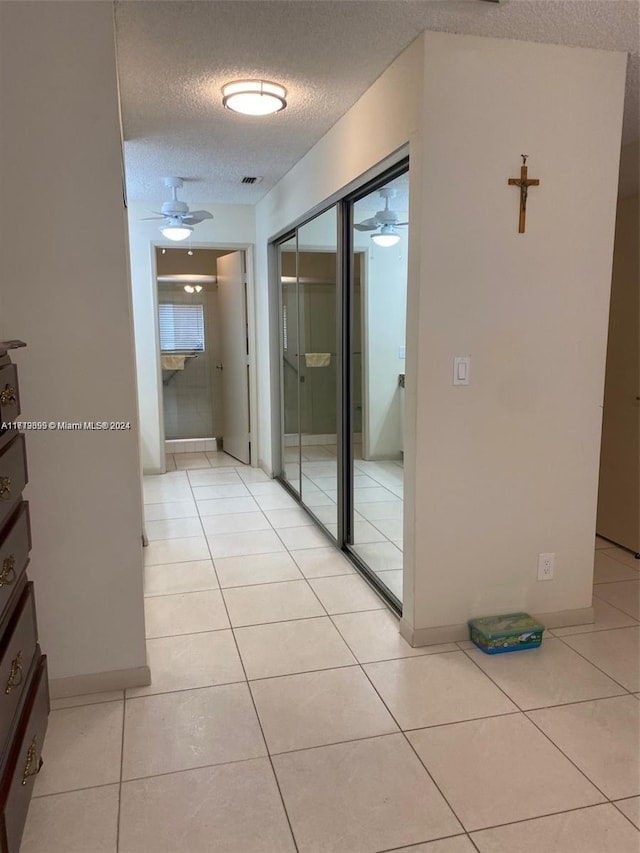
[
  {"left": 371, "top": 225, "right": 401, "bottom": 247},
  {"left": 222, "top": 79, "right": 287, "bottom": 115},
  {"left": 355, "top": 187, "right": 408, "bottom": 247},
  {"left": 143, "top": 177, "right": 213, "bottom": 241},
  {"left": 160, "top": 220, "right": 194, "bottom": 241}
]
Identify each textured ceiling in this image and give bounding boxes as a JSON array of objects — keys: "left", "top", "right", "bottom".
[{"left": 115, "top": 0, "right": 639, "bottom": 205}]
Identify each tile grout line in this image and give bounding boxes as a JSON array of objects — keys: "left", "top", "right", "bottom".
[
  {"left": 459, "top": 642, "right": 632, "bottom": 709},
  {"left": 522, "top": 708, "right": 627, "bottom": 806},
  {"left": 611, "top": 799, "right": 640, "bottom": 832},
  {"left": 552, "top": 630, "right": 638, "bottom": 694},
  {"left": 264, "top": 525, "right": 335, "bottom": 624},
  {"left": 116, "top": 692, "right": 125, "bottom": 853},
  {"left": 438, "top": 801, "right": 632, "bottom": 845},
  {"left": 58, "top": 754, "right": 294, "bottom": 795},
  {"left": 32, "top": 780, "right": 123, "bottom": 802},
  {"left": 553, "top": 618, "right": 640, "bottom": 638},
  {"left": 356, "top": 658, "right": 470, "bottom": 835},
  {"left": 377, "top": 831, "right": 484, "bottom": 853},
  {"left": 189, "top": 466, "right": 302, "bottom": 853},
  {"left": 458, "top": 646, "right": 617, "bottom": 804},
  {"left": 600, "top": 547, "right": 640, "bottom": 569},
  {"left": 593, "top": 576, "right": 640, "bottom": 585},
  {"left": 50, "top": 697, "right": 124, "bottom": 711},
  {"left": 464, "top": 638, "right": 615, "bottom": 801},
  {"left": 31, "top": 754, "right": 633, "bottom": 836},
  {"left": 321, "top": 604, "right": 474, "bottom": 836}
]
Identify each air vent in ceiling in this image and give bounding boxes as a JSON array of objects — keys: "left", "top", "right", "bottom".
[{"left": 241, "top": 176, "right": 263, "bottom": 184}]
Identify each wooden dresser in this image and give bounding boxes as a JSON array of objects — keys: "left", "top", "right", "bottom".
[{"left": 0, "top": 341, "right": 49, "bottom": 853}]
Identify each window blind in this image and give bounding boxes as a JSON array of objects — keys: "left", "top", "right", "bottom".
[{"left": 158, "top": 303, "right": 205, "bottom": 352}]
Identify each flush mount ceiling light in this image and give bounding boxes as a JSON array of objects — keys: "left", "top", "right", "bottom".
[
  {"left": 160, "top": 218, "right": 194, "bottom": 241},
  {"left": 371, "top": 224, "right": 401, "bottom": 248},
  {"left": 222, "top": 80, "right": 287, "bottom": 116}
]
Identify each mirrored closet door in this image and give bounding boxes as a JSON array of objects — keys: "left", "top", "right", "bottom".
[{"left": 275, "top": 160, "right": 409, "bottom": 611}]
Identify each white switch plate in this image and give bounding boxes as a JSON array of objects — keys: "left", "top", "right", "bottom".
[
  {"left": 398, "top": 345, "right": 406, "bottom": 359},
  {"left": 453, "top": 356, "right": 471, "bottom": 385}
]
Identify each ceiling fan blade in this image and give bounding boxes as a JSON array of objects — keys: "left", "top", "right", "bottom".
[
  {"left": 182, "top": 210, "right": 213, "bottom": 224},
  {"left": 140, "top": 216, "right": 166, "bottom": 221},
  {"left": 354, "top": 219, "right": 380, "bottom": 231},
  {"left": 396, "top": 222, "right": 409, "bottom": 227}
]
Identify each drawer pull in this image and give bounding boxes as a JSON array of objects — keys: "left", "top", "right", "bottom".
[
  {"left": 6, "top": 650, "right": 23, "bottom": 694},
  {"left": 21, "top": 735, "right": 43, "bottom": 785},
  {"left": 0, "top": 555, "right": 16, "bottom": 586},
  {"left": 0, "top": 477, "right": 10, "bottom": 501},
  {"left": 0, "top": 385, "right": 17, "bottom": 406}
]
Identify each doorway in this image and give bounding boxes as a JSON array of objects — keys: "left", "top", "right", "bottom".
[
  {"left": 274, "top": 160, "right": 409, "bottom": 611},
  {"left": 156, "top": 246, "right": 251, "bottom": 466}
]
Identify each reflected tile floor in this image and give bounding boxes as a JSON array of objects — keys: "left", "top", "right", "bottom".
[
  {"left": 23, "top": 458, "right": 640, "bottom": 853},
  {"left": 293, "top": 445, "right": 405, "bottom": 602}
]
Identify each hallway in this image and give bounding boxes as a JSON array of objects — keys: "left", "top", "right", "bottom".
[{"left": 22, "top": 456, "right": 640, "bottom": 852}]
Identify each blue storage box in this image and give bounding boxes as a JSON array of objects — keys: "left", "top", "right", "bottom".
[{"left": 468, "top": 612, "right": 544, "bottom": 655}]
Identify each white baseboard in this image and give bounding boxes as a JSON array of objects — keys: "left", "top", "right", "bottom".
[
  {"left": 283, "top": 433, "right": 363, "bottom": 447},
  {"left": 49, "top": 665, "right": 151, "bottom": 699},
  {"left": 533, "top": 606, "right": 595, "bottom": 630},
  {"left": 399, "top": 619, "right": 468, "bottom": 647},
  {"left": 165, "top": 438, "right": 219, "bottom": 453},
  {"left": 400, "top": 606, "right": 595, "bottom": 648}
]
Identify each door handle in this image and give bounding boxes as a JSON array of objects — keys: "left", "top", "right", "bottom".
[{"left": 216, "top": 364, "right": 223, "bottom": 371}]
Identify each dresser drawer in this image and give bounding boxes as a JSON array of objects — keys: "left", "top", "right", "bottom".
[
  {"left": 0, "top": 366, "right": 19, "bottom": 426},
  {"left": 0, "top": 437, "right": 27, "bottom": 531},
  {"left": 0, "top": 504, "right": 31, "bottom": 623},
  {"left": 0, "top": 655, "right": 48, "bottom": 853},
  {"left": 0, "top": 584, "right": 38, "bottom": 755}
]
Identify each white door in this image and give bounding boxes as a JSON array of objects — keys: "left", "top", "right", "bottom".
[{"left": 216, "top": 251, "right": 251, "bottom": 464}]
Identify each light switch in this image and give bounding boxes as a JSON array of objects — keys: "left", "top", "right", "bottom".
[
  {"left": 453, "top": 356, "right": 471, "bottom": 386},
  {"left": 398, "top": 345, "right": 406, "bottom": 359}
]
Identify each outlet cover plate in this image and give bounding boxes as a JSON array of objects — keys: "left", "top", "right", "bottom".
[{"left": 537, "top": 552, "right": 555, "bottom": 581}]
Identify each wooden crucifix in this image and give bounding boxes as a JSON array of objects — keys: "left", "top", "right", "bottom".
[{"left": 508, "top": 155, "right": 540, "bottom": 233}]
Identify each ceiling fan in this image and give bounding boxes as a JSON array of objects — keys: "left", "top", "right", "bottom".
[
  {"left": 354, "top": 188, "right": 408, "bottom": 246},
  {"left": 143, "top": 177, "right": 213, "bottom": 241}
]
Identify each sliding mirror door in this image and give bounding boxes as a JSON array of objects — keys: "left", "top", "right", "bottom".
[
  {"left": 277, "top": 207, "right": 339, "bottom": 535},
  {"left": 348, "top": 172, "right": 409, "bottom": 604},
  {"left": 274, "top": 160, "right": 408, "bottom": 610},
  {"left": 297, "top": 208, "right": 339, "bottom": 529},
  {"left": 279, "top": 237, "right": 300, "bottom": 495}
]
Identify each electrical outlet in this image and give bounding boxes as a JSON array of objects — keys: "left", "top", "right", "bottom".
[{"left": 537, "top": 552, "right": 555, "bottom": 581}]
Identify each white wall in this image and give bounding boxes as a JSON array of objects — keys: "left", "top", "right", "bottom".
[
  {"left": 404, "top": 32, "right": 626, "bottom": 639},
  {"left": 255, "top": 29, "right": 626, "bottom": 641},
  {"left": 255, "top": 36, "right": 424, "bottom": 473},
  {"left": 127, "top": 202, "right": 255, "bottom": 472},
  {"left": 0, "top": 2, "right": 148, "bottom": 688}
]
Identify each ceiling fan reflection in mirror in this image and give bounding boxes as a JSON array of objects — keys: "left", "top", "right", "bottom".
[
  {"left": 142, "top": 177, "right": 213, "bottom": 241},
  {"left": 355, "top": 188, "right": 408, "bottom": 247}
]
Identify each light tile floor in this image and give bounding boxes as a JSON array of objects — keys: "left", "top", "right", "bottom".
[{"left": 22, "top": 459, "right": 640, "bottom": 852}]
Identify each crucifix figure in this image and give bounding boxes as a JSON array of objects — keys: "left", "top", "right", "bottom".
[{"left": 508, "top": 155, "right": 540, "bottom": 233}]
